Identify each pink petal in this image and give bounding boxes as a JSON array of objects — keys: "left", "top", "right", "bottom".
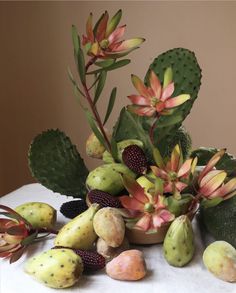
[
  {"left": 152, "top": 213, "right": 164, "bottom": 228},
  {"left": 156, "top": 101, "right": 165, "bottom": 112},
  {"left": 209, "top": 178, "right": 236, "bottom": 198},
  {"left": 164, "top": 182, "right": 173, "bottom": 193},
  {"left": 108, "top": 25, "right": 126, "bottom": 44},
  {"left": 161, "top": 82, "right": 174, "bottom": 101},
  {"left": 159, "top": 209, "right": 175, "bottom": 222},
  {"left": 165, "top": 94, "right": 190, "bottom": 108},
  {"left": 127, "top": 95, "right": 150, "bottom": 106},
  {"left": 150, "top": 166, "right": 168, "bottom": 179},
  {"left": 175, "top": 181, "right": 188, "bottom": 192},
  {"left": 149, "top": 71, "right": 161, "bottom": 99},
  {"left": 112, "top": 38, "right": 145, "bottom": 52},
  {"left": 96, "top": 11, "right": 109, "bottom": 42},
  {"left": 199, "top": 170, "right": 223, "bottom": 188},
  {"left": 177, "top": 159, "right": 193, "bottom": 177},
  {"left": 119, "top": 196, "right": 144, "bottom": 211},
  {"left": 122, "top": 175, "right": 149, "bottom": 203},
  {"left": 130, "top": 106, "right": 156, "bottom": 117},
  {"left": 170, "top": 145, "right": 181, "bottom": 172},
  {"left": 198, "top": 149, "right": 226, "bottom": 183},
  {"left": 131, "top": 74, "right": 151, "bottom": 98},
  {"left": 199, "top": 171, "right": 227, "bottom": 197},
  {"left": 135, "top": 214, "right": 152, "bottom": 231},
  {"left": 86, "top": 13, "right": 94, "bottom": 42}
]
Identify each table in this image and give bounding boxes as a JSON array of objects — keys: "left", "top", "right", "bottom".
[{"left": 0, "top": 184, "right": 235, "bottom": 293}]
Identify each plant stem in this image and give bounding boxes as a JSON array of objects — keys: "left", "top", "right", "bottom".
[
  {"left": 149, "top": 116, "right": 158, "bottom": 145},
  {"left": 188, "top": 193, "right": 202, "bottom": 213}
]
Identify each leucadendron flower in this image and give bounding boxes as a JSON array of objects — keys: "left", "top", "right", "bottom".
[
  {"left": 127, "top": 68, "right": 190, "bottom": 117},
  {"left": 82, "top": 10, "right": 145, "bottom": 59},
  {"left": 119, "top": 175, "right": 174, "bottom": 232},
  {"left": 151, "top": 145, "right": 198, "bottom": 199},
  {"left": 197, "top": 149, "right": 236, "bottom": 200}
]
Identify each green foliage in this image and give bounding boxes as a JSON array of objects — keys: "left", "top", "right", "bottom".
[
  {"left": 28, "top": 129, "right": 88, "bottom": 198},
  {"left": 191, "top": 147, "right": 236, "bottom": 176}
]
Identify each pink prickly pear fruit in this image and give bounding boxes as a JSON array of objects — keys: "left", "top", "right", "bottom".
[{"left": 106, "top": 249, "right": 147, "bottom": 281}]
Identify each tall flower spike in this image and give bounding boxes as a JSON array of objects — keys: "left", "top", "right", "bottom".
[
  {"left": 127, "top": 68, "right": 190, "bottom": 117},
  {"left": 151, "top": 144, "right": 197, "bottom": 198},
  {"left": 119, "top": 175, "right": 174, "bottom": 232},
  {"left": 82, "top": 10, "right": 145, "bottom": 59}
]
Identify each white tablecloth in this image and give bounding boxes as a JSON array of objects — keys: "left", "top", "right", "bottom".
[{"left": 0, "top": 184, "right": 235, "bottom": 293}]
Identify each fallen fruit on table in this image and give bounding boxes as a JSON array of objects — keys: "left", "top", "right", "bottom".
[
  {"left": 96, "top": 237, "right": 130, "bottom": 260},
  {"left": 106, "top": 249, "right": 147, "bottom": 281},
  {"left": 25, "top": 248, "right": 83, "bottom": 288},
  {"left": 93, "top": 207, "right": 125, "bottom": 248},
  {"left": 163, "top": 215, "right": 195, "bottom": 267},
  {"left": 203, "top": 241, "right": 236, "bottom": 282},
  {"left": 15, "top": 202, "right": 56, "bottom": 229},
  {"left": 54, "top": 203, "right": 99, "bottom": 249}
]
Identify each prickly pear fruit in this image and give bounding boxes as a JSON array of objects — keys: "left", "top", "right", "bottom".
[
  {"left": 122, "top": 145, "right": 148, "bottom": 175},
  {"left": 203, "top": 241, "right": 236, "bottom": 282},
  {"left": 24, "top": 248, "right": 83, "bottom": 288},
  {"left": 93, "top": 207, "right": 125, "bottom": 247},
  {"left": 86, "top": 132, "right": 106, "bottom": 159},
  {"left": 60, "top": 200, "right": 88, "bottom": 219},
  {"left": 106, "top": 250, "right": 147, "bottom": 281},
  {"left": 163, "top": 215, "right": 195, "bottom": 267},
  {"left": 97, "top": 237, "right": 130, "bottom": 260},
  {"left": 15, "top": 202, "right": 56, "bottom": 229},
  {"left": 54, "top": 203, "right": 99, "bottom": 249},
  {"left": 102, "top": 139, "right": 144, "bottom": 164},
  {"left": 86, "top": 163, "right": 136, "bottom": 195},
  {"left": 87, "top": 189, "right": 122, "bottom": 208}
]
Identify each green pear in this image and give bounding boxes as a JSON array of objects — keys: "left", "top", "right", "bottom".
[{"left": 54, "top": 204, "right": 99, "bottom": 249}]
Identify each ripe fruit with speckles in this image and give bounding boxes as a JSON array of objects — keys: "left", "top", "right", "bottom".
[
  {"left": 93, "top": 207, "right": 125, "bottom": 247},
  {"left": 15, "top": 202, "right": 56, "bottom": 229},
  {"left": 106, "top": 250, "right": 147, "bottom": 281},
  {"left": 87, "top": 189, "right": 122, "bottom": 208},
  {"left": 163, "top": 215, "right": 195, "bottom": 267},
  {"left": 24, "top": 248, "right": 83, "bottom": 288},
  {"left": 54, "top": 204, "right": 99, "bottom": 250},
  {"left": 86, "top": 132, "right": 107, "bottom": 159},
  {"left": 122, "top": 145, "right": 148, "bottom": 174},
  {"left": 203, "top": 241, "right": 236, "bottom": 282}
]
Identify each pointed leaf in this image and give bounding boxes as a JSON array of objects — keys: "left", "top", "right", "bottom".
[
  {"left": 110, "top": 137, "right": 118, "bottom": 162},
  {"left": 201, "top": 197, "right": 223, "bottom": 209},
  {"left": 154, "top": 177, "right": 164, "bottom": 194},
  {"left": 21, "top": 231, "right": 38, "bottom": 246},
  {"left": 163, "top": 67, "right": 173, "bottom": 88},
  {"left": 71, "top": 25, "right": 80, "bottom": 56},
  {"left": 93, "top": 12, "right": 105, "bottom": 36},
  {"left": 94, "top": 71, "right": 107, "bottom": 105},
  {"left": 103, "top": 87, "right": 117, "bottom": 125},
  {"left": 95, "top": 59, "right": 115, "bottom": 68},
  {"left": 67, "top": 67, "right": 85, "bottom": 97},
  {"left": 153, "top": 147, "right": 164, "bottom": 168},
  {"left": 77, "top": 48, "right": 86, "bottom": 83},
  {"left": 106, "top": 9, "right": 122, "bottom": 37},
  {"left": 10, "top": 246, "right": 26, "bottom": 264},
  {"left": 87, "top": 59, "right": 130, "bottom": 75}
]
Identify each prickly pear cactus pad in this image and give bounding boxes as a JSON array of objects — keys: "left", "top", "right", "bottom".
[{"left": 28, "top": 129, "right": 88, "bottom": 197}]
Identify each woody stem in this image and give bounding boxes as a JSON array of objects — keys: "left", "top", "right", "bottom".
[{"left": 149, "top": 115, "right": 159, "bottom": 145}]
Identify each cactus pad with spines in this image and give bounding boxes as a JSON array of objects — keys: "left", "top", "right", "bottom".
[{"left": 28, "top": 129, "right": 88, "bottom": 198}]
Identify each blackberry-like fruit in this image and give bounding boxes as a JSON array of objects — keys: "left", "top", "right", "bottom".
[
  {"left": 88, "top": 189, "right": 122, "bottom": 208},
  {"left": 122, "top": 144, "right": 148, "bottom": 174},
  {"left": 60, "top": 200, "right": 88, "bottom": 219}
]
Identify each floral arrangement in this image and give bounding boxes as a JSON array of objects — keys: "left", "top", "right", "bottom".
[{"left": 1, "top": 9, "right": 236, "bottom": 288}]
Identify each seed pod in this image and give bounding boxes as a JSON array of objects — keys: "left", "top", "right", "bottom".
[
  {"left": 87, "top": 189, "right": 122, "bottom": 208},
  {"left": 60, "top": 200, "right": 88, "bottom": 219},
  {"left": 122, "top": 145, "right": 148, "bottom": 174}
]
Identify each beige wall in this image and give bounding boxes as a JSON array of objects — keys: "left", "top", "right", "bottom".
[{"left": 1, "top": 1, "right": 236, "bottom": 195}]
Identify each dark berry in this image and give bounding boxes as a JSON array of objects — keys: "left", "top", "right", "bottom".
[
  {"left": 60, "top": 200, "right": 88, "bottom": 219},
  {"left": 122, "top": 145, "right": 148, "bottom": 174},
  {"left": 88, "top": 189, "right": 122, "bottom": 208}
]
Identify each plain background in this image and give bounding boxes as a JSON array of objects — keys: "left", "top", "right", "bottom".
[{"left": 1, "top": 1, "right": 236, "bottom": 195}]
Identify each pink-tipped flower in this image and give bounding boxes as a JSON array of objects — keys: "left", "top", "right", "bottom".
[
  {"left": 82, "top": 10, "right": 145, "bottom": 59},
  {"left": 127, "top": 68, "right": 190, "bottom": 117},
  {"left": 151, "top": 145, "right": 198, "bottom": 198},
  {"left": 119, "top": 175, "right": 174, "bottom": 232},
  {"left": 197, "top": 149, "right": 236, "bottom": 199}
]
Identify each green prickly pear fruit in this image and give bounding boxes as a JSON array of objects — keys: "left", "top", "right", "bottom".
[
  {"left": 15, "top": 202, "right": 56, "bottom": 229},
  {"left": 163, "top": 215, "right": 195, "bottom": 267},
  {"left": 86, "top": 163, "right": 136, "bottom": 195},
  {"left": 25, "top": 248, "right": 83, "bottom": 288},
  {"left": 93, "top": 208, "right": 125, "bottom": 247},
  {"left": 86, "top": 132, "right": 106, "bottom": 159},
  {"left": 54, "top": 204, "right": 99, "bottom": 249},
  {"left": 203, "top": 241, "right": 236, "bottom": 282},
  {"left": 102, "top": 139, "right": 143, "bottom": 163}
]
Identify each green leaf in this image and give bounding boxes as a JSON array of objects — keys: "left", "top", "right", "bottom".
[
  {"left": 71, "top": 25, "right": 80, "bottom": 56},
  {"left": 21, "top": 231, "right": 38, "bottom": 246},
  {"left": 106, "top": 9, "right": 122, "bottom": 37},
  {"left": 93, "top": 12, "right": 105, "bottom": 36},
  {"left": 87, "top": 59, "right": 131, "bottom": 75},
  {"left": 85, "top": 110, "right": 107, "bottom": 149},
  {"left": 163, "top": 67, "right": 173, "bottom": 88},
  {"left": 201, "top": 197, "right": 223, "bottom": 209},
  {"left": 154, "top": 177, "right": 164, "bottom": 194},
  {"left": 94, "top": 71, "right": 107, "bottom": 105},
  {"left": 95, "top": 59, "right": 115, "bottom": 68},
  {"left": 67, "top": 67, "right": 85, "bottom": 97},
  {"left": 103, "top": 87, "right": 117, "bottom": 125},
  {"left": 153, "top": 147, "right": 164, "bottom": 168},
  {"left": 77, "top": 48, "right": 86, "bottom": 83},
  {"left": 111, "top": 137, "right": 118, "bottom": 161}
]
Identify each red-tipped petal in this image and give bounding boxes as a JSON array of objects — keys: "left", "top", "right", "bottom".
[
  {"left": 209, "top": 177, "right": 236, "bottom": 198},
  {"left": 149, "top": 70, "right": 161, "bottom": 99},
  {"left": 122, "top": 175, "right": 149, "bottom": 203},
  {"left": 112, "top": 38, "right": 145, "bottom": 52},
  {"left": 177, "top": 159, "right": 193, "bottom": 177},
  {"left": 119, "top": 196, "right": 144, "bottom": 211},
  {"left": 131, "top": 74, "right": 151, "bottom": 98},
  {"left": 161, "top": 82, "right": 174, "bottom": 101},
  {"left": 165, "top": 94, "right": 190, "bottom": 108},
  {"left": 135, "top": 214, "right": 152, "bottom": 231},
  {"left": 200, "top": 171, "right": 227, "bottom": 197},
  {"left": 159, "top": 209, "right": 175, "bottom": 222},
  {"left": 128, "top": 105, "right": 156, "bottom": 117},
  {"left": 170, "top": 145, "right": 181, "bottom": 172},
  {"left": 198, "top": 149, "right": 226, "bottom": 183},
  {"left": 127, "top": 95, "right": 150, "bottom": 106},
  {"left": 150, "top": 166, "right": 168, "bottom": 179},
  {"left": 199, "top": 170, "right": 223, "bottom": 188},
  {"left": 96, "top": 11, "right": 109, "bottom": 41},
  {"left": 152, "top": 213, "right": 164, "bottom": 228},
  {"left": 108, "top": 25, "right": 126, "bottom": 44},
  {"left": 86, "top": 13, "right": 94, "bottom": 42},
  {"left": 164, "top": 182, "right": 173, "bottom": 193},
  {"left": 175, "top": 181, "right": 188, "bottom": 192}
]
